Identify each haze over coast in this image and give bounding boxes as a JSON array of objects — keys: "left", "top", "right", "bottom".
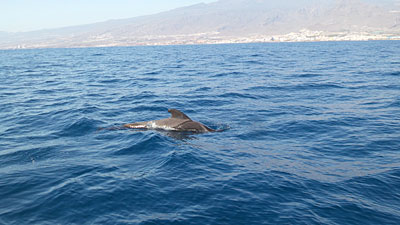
[{"left": 1, "top": 0, "right": 400, "bottom": 49}]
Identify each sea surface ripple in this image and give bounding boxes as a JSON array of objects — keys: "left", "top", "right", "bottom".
[{"left": 1, "top": 41, "right": 400, "bottom": 224}]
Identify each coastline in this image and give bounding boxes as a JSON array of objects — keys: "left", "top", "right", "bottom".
[{"left": 4, "top": 29, "right": 400, "bottom": 50}]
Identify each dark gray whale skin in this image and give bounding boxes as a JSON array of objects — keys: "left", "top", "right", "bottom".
[{"left": 124, "top": 109, "right": 215, "bottom": 133}]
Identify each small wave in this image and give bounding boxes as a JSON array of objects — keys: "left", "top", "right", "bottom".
[
  {"left": 99, "top": 79, "right": 123, "bottom": 84},
  {"left": 296, "top": 73, "right": 321, "bottom": 78},
  {"left": 0, "top": 65, "right": 15, "bottom": 70},
  {"left": 136, "top": 77, "right": 160, "bottom": 82},
  {"left": 373, "top": 85, "right": 400, "bottom": 90},
  {"left": 57, "top": 117, "right": 100, "bottom": 137},
  {"left": 237, "top": 129, "right": 270, "bottom": 141},
  {"left": 218, "top": 92, "right": 257, "bottom": 99},
  {"left": 49, "top": 63, "right": 65, "bottom": 68},
  {"left": 189, "top": 99, "right": 231, "bottom": 107},
  {"left": 243, "top": 60, "right": 264, "bottom": 65},
  {"left": 79, "top": 105, "right": 101, "bottom": 114},
  {"left": 112, "top": 133, "right": 171, "bottom": 156},
  {"left": 130, "top": 92, "right": 158, "bottom": 101},
  {"left": 1, "top": 92, "right": 18, "bottom": 96},
  {"left": 245, "top": 83, "right": 343, "bottom": 92},
  {"left": 143, "top": 70, "right": 161, "bottom": 76},
  {"left": 250, "top": 54, "right": 262, "bottom": 57},
  {"left": 130, "top": 105, "right": 166, "bottom": 113},
  {"left": 194, "top": 87, "right": 212, "bottom": 92},
  {"left": 270, "top": 119, "right": 341, "bottom": 140},
  {"left": 165, "top": 64, "right": 183, "bottom": 69},
  {"left": 387, "top": 99, "right": 400, "bottom": 108},
  {"left": 33, "top": 89, "right": 57, "bottom": 95},
  {"left": 211, "top": 71, "right": 243, "bottom": 78},
  {"left": 0, "top": 144, "right": 61, "bottom": 168},
  {"left": 156, "top": 150, "right": 207, "bottom": 171},
  {"left": 245, "top": 85, "right": 273, "bottom": 92},
  {"left": 211, "top": 123, "right": 230, "bottom": 132},
  {"left": 294, "top": 83, "right": 344, "bottom": 90},
  {"left": 385, "top": 71, "right": 400, "bottom": 76}
]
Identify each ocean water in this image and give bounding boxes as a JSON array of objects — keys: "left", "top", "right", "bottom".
[{"left": 1, "top": 41, "right": 400, "bottom": 225}]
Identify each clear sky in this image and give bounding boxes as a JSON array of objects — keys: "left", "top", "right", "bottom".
[{"left": 0, "top": 0, "right": 217, "bottom": 32}]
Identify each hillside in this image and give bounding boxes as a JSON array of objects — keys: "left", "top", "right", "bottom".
[{"left": 1, "top": 0, "right": 400, "bottom": 49}]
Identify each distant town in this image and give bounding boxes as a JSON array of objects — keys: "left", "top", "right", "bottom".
[
  {"left": 130, "top": 30, "right": 400, "bottom": 47},
  {"left": 10, "top": 29, "right": 400, "bottom": 50}
]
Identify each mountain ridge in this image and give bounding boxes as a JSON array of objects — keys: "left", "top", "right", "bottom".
[{"left": 1, "top": 0, "right": 400, "bottom": 49}]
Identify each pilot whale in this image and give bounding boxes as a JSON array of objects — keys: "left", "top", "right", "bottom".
[{"left": 124, "top": 109, "right": 215, "bottom": 133}]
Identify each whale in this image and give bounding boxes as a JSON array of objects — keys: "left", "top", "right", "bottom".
[{"left": 123, "top": 109, "right": 215, "bottom": 133}]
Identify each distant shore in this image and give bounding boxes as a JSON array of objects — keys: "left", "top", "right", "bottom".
[{"left": 4, "top": 29, "right": 400, "bottom": 50}]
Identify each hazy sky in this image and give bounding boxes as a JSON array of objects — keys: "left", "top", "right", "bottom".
[
  {"left": 1, "top": 0, "right": 398, "bottom": 33},
  {"left": 0, "top": 0, "right": 216, "bottom": 32}
]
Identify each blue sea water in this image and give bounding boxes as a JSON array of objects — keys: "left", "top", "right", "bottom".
[{"left": 1, "top": 41, "right": 400, "bottom": 225}]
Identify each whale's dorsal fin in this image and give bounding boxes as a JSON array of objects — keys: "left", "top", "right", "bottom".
[{"left": 168, "top": 109, "right": 191, "bottom": 120}]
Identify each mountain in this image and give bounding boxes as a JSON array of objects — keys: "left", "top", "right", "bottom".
[{"left": 1, "top": 0, "right": 400, "bottom": 49}]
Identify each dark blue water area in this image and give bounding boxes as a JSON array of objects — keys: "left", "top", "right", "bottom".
[{"left": 1, "top": 41, "right": 400, "bottom": 224}]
